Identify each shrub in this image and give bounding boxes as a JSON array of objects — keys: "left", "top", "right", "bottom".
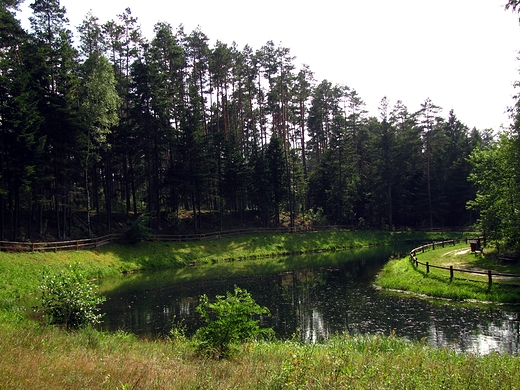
[
  {"left": 303, "top": 207, "right": 329, "bottom": 226},
  {"left": 40, "top": 264, "right": 106, "bottom": 330},
  {"left": 125, "top": 213, "right": 152, "bottom": 243},
  {"left": 169, "top": 316, "right": 187, "bottom": 343},
  {"left": 195, "top": 286, "right": 274, "bottom": 359}
]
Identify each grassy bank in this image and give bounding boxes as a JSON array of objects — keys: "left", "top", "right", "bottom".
[
  {"left": 0, "top": 230, "right": 447, "bottom": 308},
  {"left": 375, "top": 241, "right": 520, "bottom": 303},
  {"left": 4, "top": 229, "right": 519, "bottom": 389}
]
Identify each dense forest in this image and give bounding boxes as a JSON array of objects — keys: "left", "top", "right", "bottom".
[{"left": 1, "top": 0, "right": 519, "bottom": 250}]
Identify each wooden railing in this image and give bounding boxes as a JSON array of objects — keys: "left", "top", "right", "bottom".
[
  {"left": 0, "top": 234, "right": 122, "bottom": 252},
  {"left": 148, "top": 225, "right": 349, "bottom": 242},
  {"left": 0, "top": 225, "right": 351, "bottom": 252},
  {"left": 409, "top": 239, "right": 520, "bottom": 284}
]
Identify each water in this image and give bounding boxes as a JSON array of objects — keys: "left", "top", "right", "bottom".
[{"left": 98, "top": 246, "right": 520, "bottom": 354}]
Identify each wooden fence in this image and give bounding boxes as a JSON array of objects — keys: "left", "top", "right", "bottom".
[
  {"left": 148, "top": 225, "right": 349, "bottom": 242},
  {"left": 0, "top": 225, "right": 350, "bottom": 252},
  {"left": 0, "top": 234, "right": 121, "bottom": 252},
  {"left": 409, "top": 239, "right": 520, "bottom": 285}
]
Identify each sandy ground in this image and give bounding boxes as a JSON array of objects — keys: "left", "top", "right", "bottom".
[{"left": 441, "top": 249, "right": 470, "bottom": 257}]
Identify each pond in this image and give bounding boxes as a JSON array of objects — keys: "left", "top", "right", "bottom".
[{"left": 98, "top": 245, "right": 520, "bottom": 354}]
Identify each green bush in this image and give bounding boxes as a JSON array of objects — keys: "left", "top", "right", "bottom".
[
  {"left": 195, "top": 286, "right": 274, "bottom": 359},
  {"left": 125, "top": 213, "right": 152, "bottom": 243},
  {"left": 40, "top": 264, "right": 106, "bottom": 330}
]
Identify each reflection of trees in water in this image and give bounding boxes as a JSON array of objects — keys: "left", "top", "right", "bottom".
[
  {"left": 100, "top": 250, "right": 520, "bottom": 354},
  {"left": 280, "top": 269, "right": 330, "bottom": 342},
  {"left": 428, "top": 318, "right": 520, "bottom": 354}
]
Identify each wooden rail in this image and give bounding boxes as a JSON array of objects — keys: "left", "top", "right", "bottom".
[
  {"left": 0, "top": 225, "right": 350, "bottom": 252},
  {"left": 409, "top": 239, "right": 520, "bottom": 284},
  {"left": 0, "top": 234, "right": 122, "bottom": 252},
  {"left": 148, "top": 225, "right": 347, "bottom": 242}
]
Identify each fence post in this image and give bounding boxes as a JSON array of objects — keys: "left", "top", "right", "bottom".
[
  {"left": 488, "top": 270, "right": 492, "bottom": 285},
  {"left": 449, "top": 265, "right": 454, "bottom": 280},
  {"left": 426, "top": 262, "right": 430, "bottom": 273},
  {"left": 432, "top": 242, "right": 435, "bottom": 250}
]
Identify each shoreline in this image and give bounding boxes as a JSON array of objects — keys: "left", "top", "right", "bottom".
[{"left": 374, "top": 241, "right": 520, "bottom": 304}]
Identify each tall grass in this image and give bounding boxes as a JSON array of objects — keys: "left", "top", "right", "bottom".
[{"left": 1, "top": 323, "right": 519, "bottom": 389}]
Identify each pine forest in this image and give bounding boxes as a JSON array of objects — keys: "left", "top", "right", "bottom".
[{"left": 1, "top": 1, "right": 520, "bottom": 252}]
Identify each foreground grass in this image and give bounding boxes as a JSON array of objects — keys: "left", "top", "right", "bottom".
[
  {"left": 376, "top": 241, "right": 520, "bottom": 303},
  {"left": 2, "top": 321, "right": 519, "bottom": 389}
]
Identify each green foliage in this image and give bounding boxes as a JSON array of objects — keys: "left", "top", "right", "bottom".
[
  {"left": 303, "top": 207, "right": 329, "bottom": 226},
  {"left": 195, "top": 286, "right": 274, "bottom": 358},
  {"left": 125, "top": 214, "right": 152, "bottom": 243},
  {"left": 40, "top": 264, "right": 105, "bottom": 330},
  {"left": 468, "top": 134, "right": 520, "bottom": 252},
  {"left": 169, "top": 316, "right": 187, "bottom": 343}
]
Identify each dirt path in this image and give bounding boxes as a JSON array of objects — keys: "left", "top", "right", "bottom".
[{"left": 438, "top": 248, "right": 520, "bottom": 282}]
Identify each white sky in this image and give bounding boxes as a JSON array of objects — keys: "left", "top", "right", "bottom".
[{"left": 17, "top": 0, "right": 520, "bottom": 131}]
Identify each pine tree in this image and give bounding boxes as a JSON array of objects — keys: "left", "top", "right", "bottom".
[
  {"left": 79, "top": 53, "right": 121, "bottom": 235},
  {"left": 416, "top": 98, "right": 443, "bottom": 228},
  {"left": 28, "top": 0, "right": 79, "bottom": 238},
  {"left": 1, "top": 2, "right": 46, "bottom": 240}
]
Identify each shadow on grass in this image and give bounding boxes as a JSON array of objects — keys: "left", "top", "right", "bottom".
[
  {"left": 95, "top": 230, "right": 466, "bottom": 270},
  {"left": 469, "top": 252, "right": 520, "bottom": 275}
]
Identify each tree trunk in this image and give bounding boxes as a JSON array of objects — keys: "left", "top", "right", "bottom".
[
  {"left": 129, "top": 155, "right": 137, "bottom": 215},
  {"left": 300, "top": 100, "right": 307, "bottom": 178},
  {"left": 54, "top": 167, "right": 61, "bottom": 239},
  {"left": 94, "top": 166, "right": 101, "bottom": 225},
  {"left": 388, "top": 183, "right": 393, "bottom": 229},
  {"left": 124, "top": 154, "right": 131, "bottom": 215},
  {"left": 106, "top": 153, "right": 112, "bottom": 231}
]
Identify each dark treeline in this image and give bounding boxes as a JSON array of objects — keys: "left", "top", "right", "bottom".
[{"left": 0, "top": 0, "right": 493, "bottom": 241}]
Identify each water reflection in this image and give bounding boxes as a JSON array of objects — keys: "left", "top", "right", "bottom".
[{"left": 98, "top": 247, "right": 520, "bottom": 354}]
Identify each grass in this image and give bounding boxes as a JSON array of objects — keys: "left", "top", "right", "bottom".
[
  {"left": 4, "top": 229, "right": 520, "bottom": 389},
  {"left": 376, "top": 241, "right": 520, "bottom": 303},
  {"left": 2, "top": 322, "right": 520, "bottom": 389}
]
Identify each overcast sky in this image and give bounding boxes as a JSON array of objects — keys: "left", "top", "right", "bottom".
[{"left": 18, "top": 0, "right": 520, "bottom": 131}]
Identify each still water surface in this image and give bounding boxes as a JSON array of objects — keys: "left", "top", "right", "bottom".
[{"left": 99, "top": 246, "right": 520, "bottom": 354}]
